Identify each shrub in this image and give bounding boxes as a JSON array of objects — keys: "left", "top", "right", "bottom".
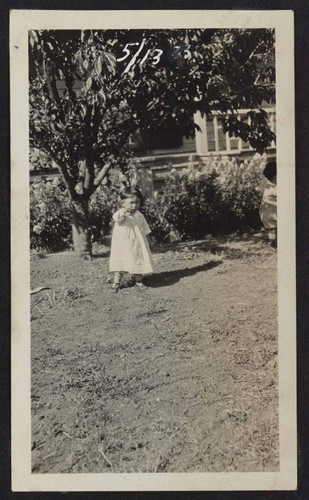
[
  {"left": 140, "top": 195, "right": 171, "bottom": 243},
  {"left": 30, "top": 178, "right": 72, "bottom": 251},
  {"left": 156, "top": 156, "right": 266, "bottom": 240},
  {"left": 30, "top": 178, "right": 117, "bottom": 251},
  {"left": 88, "top": 187, "right": 116, "bottom": 244},
  {"left": 217, "top": 162, "right": 265, "bottom": 232},
  {"left": 30, "top": 155, "right": 268, "bottom": 250},
  {"left": 160, "top": 169, "right": 223, "bottom": 240}
]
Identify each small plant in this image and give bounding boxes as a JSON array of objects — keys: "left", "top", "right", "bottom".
[{"left": 30, "top": 178, "right": 72, "bottom": 251}]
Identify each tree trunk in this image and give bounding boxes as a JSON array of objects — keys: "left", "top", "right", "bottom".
[{"left": 71, "top": 197, "right": 92, "bottom": 257}]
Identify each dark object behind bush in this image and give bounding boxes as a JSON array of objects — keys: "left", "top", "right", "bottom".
[{"left": 263, "top": 161, "right": 277, "bottom": 181}]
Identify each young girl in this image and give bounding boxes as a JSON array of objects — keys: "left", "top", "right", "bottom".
[
  {"left": 259, "top": 161, "right": 277, "bottom": 245},
  {"left": 109, "top": 188, "right": 154, "bottom": 292}
]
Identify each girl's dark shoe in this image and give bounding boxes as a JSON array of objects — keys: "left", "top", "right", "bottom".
[{"left": 123, "top": 278, "right": 136, "bottom": 288}]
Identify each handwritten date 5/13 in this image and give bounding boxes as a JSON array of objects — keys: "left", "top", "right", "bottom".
[{"left": 116, "top": 38, "right": 191, "bottom": 73}]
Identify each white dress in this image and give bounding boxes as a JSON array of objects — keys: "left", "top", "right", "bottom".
[{"left": 109, "top": 209, "right": 154, "bottom": 275}]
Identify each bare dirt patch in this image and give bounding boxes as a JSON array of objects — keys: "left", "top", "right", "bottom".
[{"left": 31, "top": 232, "right": 278, "bottom": 473}]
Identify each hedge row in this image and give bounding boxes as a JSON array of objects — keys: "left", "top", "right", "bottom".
[{"left": 30, "top": 157, "right": 267, "bottom": 251}]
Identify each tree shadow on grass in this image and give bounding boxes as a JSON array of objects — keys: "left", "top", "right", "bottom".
[{"left": 145, "top": 260, "right": 222, "bottom": 288}]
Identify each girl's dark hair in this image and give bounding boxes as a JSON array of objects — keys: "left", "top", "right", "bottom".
[
  {"left": 263, "top": 161, "right": 277, "bottom": 181},
  {"left": 120, "top": 186, "right": 144, "bottom": 205}
]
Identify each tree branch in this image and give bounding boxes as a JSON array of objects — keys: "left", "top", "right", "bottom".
[
  {"left": 236, "top": 40, "right": 264, "bottom": 71},
  {"left": 81, "top": 105, "right": 95, "bottom": 193},
  {"left": 84, "top": 158, "right": 94, "bottom": 191},
  {"left": 55, "top": 160, "right": 76, "bottom": 195},
  {"left": 219, "top": 83, "right": 275, "bottom": 103},
  {"left": 50, "top": 67, "right": 66, "bottom": 124},
  {"left": 30, "top": 125, "right": 75, "bottom": 193},
  {"left": 91, "top": 158, "right": 114, "bottom": 193}
]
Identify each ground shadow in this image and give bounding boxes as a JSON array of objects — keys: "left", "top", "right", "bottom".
[
  {"left": 92, "top": 251, "right": 110, "bottom": 259},
  {"left": 145, "top": 260, "right": 222, "bottom": 288},
  {"left": 152, "top": 240, "right": 246, "bottom": 261},
  {"left": 161, "top": 231, "right": 271, "bottom": 260}
]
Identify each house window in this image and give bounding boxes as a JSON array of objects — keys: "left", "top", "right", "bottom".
[
  {"left": 207, "top": 116, "right": 229, "bottom": 152},
  {"left": 230, "top": 139, "right": 239, "bottom": 150},
  {"left": 146, "top": 128, "right": 183, "bottom": 150},
  {"left": 269, "top": 112, "right": 276, "bottom": 148},
  {"left": 206, "top": 108, "right": 275, "bottom": 154},
  {"left": 129, "top": 127, "right": 184, "bottom": 152},
  {"left": 216, "top": 117, "right": 228, "bottom": 151},
  {"left": 206, "top": 118, "right": 216, "bottom": 152}
]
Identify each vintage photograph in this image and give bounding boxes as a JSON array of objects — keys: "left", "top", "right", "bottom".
[
  {"left": 29, "top": 26, "right": 278, "bottom": 474},
  {"left": 11, "top": 9, "right": 296, "bottom": 492}
]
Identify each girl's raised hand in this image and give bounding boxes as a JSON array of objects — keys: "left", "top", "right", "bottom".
[{"left": 118, "top": 208, "right": 127, "bottom": 218}]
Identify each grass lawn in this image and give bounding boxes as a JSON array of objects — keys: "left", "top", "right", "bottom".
[{"left": 30, "top": 231, "right": 278, "bottom": 473}]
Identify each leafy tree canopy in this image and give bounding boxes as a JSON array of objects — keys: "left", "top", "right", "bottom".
[{"left": 30, "top": 28, "right": 275, "bottom": 193}]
